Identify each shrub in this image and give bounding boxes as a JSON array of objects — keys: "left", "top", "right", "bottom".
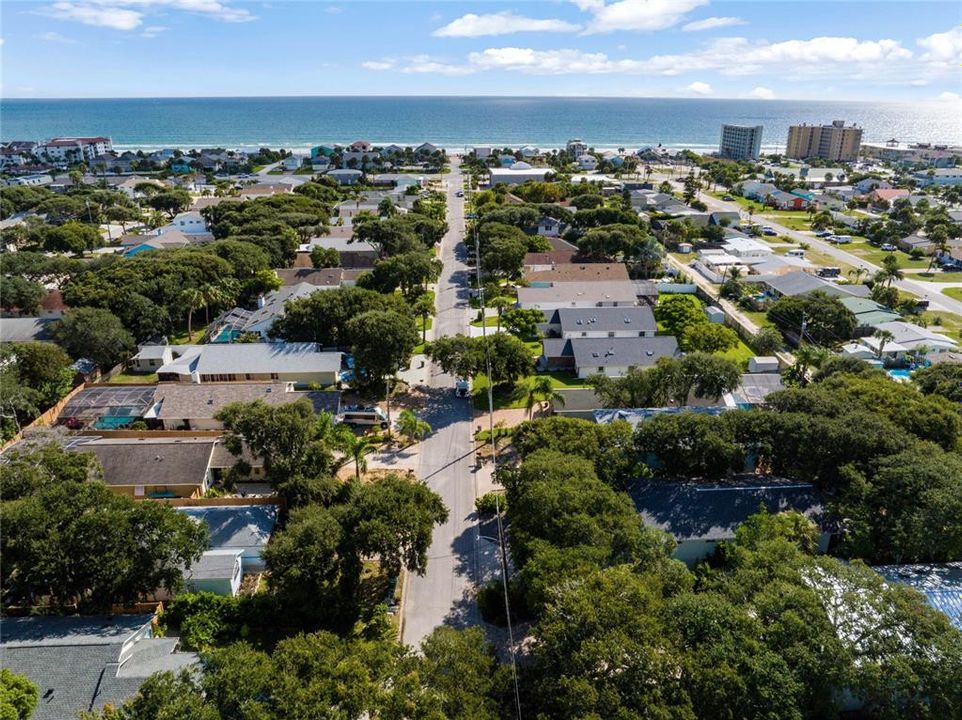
[{"left": 475, "top": 492, "right": 506, "bottom": 515}]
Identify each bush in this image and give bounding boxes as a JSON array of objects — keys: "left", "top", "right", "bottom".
[{"left": 475, "top": 492, "right": 506, "bottom": 515}]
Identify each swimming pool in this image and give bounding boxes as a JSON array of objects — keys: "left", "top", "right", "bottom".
[
  {"left": 212, "top": 326, "right": 241, "bottom": 343},
  {"left": 887, "top": 368, "right": 913, "bottom": 381}
]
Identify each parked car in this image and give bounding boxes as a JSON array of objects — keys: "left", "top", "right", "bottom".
[
  {"left": 456, "top": 190, "right": 464, "bottom": 197},
  {"left": 880, "top": 243, "right": 897, "bottom": 251},
  {"left": 722, "top": 194, "right": 734, "bottom": 201},
  {"left": 338, "top": 405, "right": 389, "bottom": 429},
  {"left": 817, "top": 267, "right": 842, "bottom": 278},
  {"left": 814, "top": 230, "right": 833, "bottom": 238},
  {"left": 830, "top": 235, "right": 853, "bottom": 244},
  {"left": 761, "top": 226, "right": 777, "bottom": 236}
]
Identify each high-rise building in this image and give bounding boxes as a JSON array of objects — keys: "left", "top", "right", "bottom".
[
  {"left": 786, "top": 120, "right": 863, "bottom": 162},
  {"left": 566, "top": 139, "right": 588, "bottom": 159},
  {"left": 719, "top": 124, "right": 763, "bottom": 161}
]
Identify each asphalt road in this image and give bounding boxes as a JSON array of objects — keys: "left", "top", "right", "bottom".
[{"left": 401, "top": 158, "right": 499, "bottom": 649}]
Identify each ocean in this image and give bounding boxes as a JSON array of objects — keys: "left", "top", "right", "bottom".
[{"left": 1, "top": 96, "right": 959, "bottom": 153}]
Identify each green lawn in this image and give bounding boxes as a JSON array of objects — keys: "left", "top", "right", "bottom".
[
  {"left": 294, "top": 166, "right": 315, "bottom": 175},
  {"left": 773, "top": 244, "right": 855, "bottom": 274},
  {"left": 472, "top": 371, "right": 586, "bottom": 411},
  {"left": 844, "top": 240, "right": 931, "bottom": 270},
  {"left": 759, "top": 211, "right": 811, "bottom": 231},
  {"left": 470, "top": 315, "right": 500, "bottom": 328},
  {"left": 707, "top": 191, "right": 766, "bottom": 213},
  {"left": 740, "top": 309, "right": 774, "bottom": 329},
  {"left": 169, "top": 326, "right": 207, "bottom": 345},
  {"left": 718, "top": 339, "right": 755, "bottom": 369},
  {"left": 267, "top": 169, "right": 286, "bottom": 175},
  {"left": 899, "top": 271, "right": 962, "bottom": 283},
  {"left": 920, "top": 311, "right": 962, "bottom": 342},
  {"left": 103, "top": 372, "right": 157, "bottom": 384},
  {"left": 943, "top": 287, "right": 962, "bottom": 301}
]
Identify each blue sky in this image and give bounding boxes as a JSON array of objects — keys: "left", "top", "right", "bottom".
[{"left": 1, "top": 1, "right": 960, "bottom": 100}]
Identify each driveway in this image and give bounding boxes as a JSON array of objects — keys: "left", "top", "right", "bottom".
[{"left": 401, "top": 158, "right": 500, "bottom": 648}]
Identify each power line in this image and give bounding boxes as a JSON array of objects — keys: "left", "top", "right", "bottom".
[{"left": 472, "top": 211, "right": 523, "bottom": 720}]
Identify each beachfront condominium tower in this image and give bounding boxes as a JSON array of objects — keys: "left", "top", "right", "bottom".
[
  {"left": 719, "top": 124, "right": 763, "bottom": 161},
  {"left": 786, "top": 120, "right": 863, "bottom": 162}
]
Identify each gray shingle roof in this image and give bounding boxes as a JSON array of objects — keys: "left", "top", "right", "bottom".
[
  {"left": 157, "top": 342, "right": 343, "bottom": 377},
  {"left": 764, "top": 271, "right": 862, "bottom": 298},
  {"left": 555, "top": 306, "right": 656, "bottom": 335},
  {"left": 187, "top": 549, "right": 243, "bottom": 580},
  {"left": 571, "top": 335, "right": 680, "bottom": 369},
  {"left": 177, "top": 505, "right": 277, "bottom": 551},
  {"left": 72, "top": 438, "right": 215, "bottom": 488},
  {"left": 1, "top": 615, "right": 197, "bottom": 720},
  {"left": 627, "top": 479, "right": 827, "bottom": 541},
  {"left": 0, "top": 317, "right": 55, "bottom": 342},
  {"left": 152, "top": 382, "right": 340, "bottom": 420}
]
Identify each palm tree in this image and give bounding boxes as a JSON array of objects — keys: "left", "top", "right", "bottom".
[
  {"left": 487, "top": 296, "right": 513, "bottom": 333},
  {"left": 524, "top": 376, "right": 566, "bottom": 419},
  {"left": 396, "top": 409, "right": 432, "bottom": 446},
  {"left": 791, "top": 345, "right": 828, "bottom": 385},
  {"left": 848, "top": 267, "right": 870, "bottom": 285},
  {"left": 335, "top": 427, "right": 380, "bottom": 483},
  {"left": 412, "top": 294, "right": 435, "bottom": 345},
  {"left": 179, "top": 287, "right": 205, "bottom": 339},
  {"left": 873, "top": 329, "right": 895, "bottom": 359}
]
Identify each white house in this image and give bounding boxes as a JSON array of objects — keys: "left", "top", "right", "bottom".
[
  {"left": 166, "top": 211, "right": 208, "bottom": 235},
  {"left": 517, "top": 281, "right": 638, "bottom": 310},
  {"left": 577, "top": 155, "right": 599, "bottom": 171},
  {"left": 489, "top": 162, "right": 553, "bottom": 186},
  {"left": 722, "top": 236, "right": 775, "bottom": 261}
]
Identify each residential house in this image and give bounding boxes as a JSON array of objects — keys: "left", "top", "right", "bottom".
[
  {"left": 517, "top": 280, "right": 639, "bottom": 310},
  {"left": 722, "top": 236, "right": 774, "bottom": 261},
  {"left": 627, "top": 479, "right": 830, "bottom": 567},
  {"left": 869, "top": 188, "right": 910, "bottom": 205},
  {"left": 2, "top": 174, "right": 53, "bottom": 187},
  {"left": 577, "top": 155, "right": 599, "bottom": 171},
  {"left": 536, "top": 215, "right": 564, "bottom": 237},
  {"left": 1, "top": 614, "right": 197, "bottom": 720},
  {"left": 760, "top": 270, "right": 871, "bottom": 300},
  {"left": 0, "top": 317, "right": 56, "bottom": 342},
  {"left": 938, "top": 246, "right": 962, "bottom": 269},
  {"left": 525, "top": 263, "right": 630, "bottom": 285},
  {"left": 155, "top": 342, "right": 344, "bottom": 385},
  {"left": 489, "top": 162, "right": 553, "bottom": 185},
  {"left": 169, "top": 158, "right": 193, "bottom": 174},
  {"left": 868, "top": 321, "right": 958, "bottom": 354},
  {"left": 415, "top": 142, "right": 439, "bottom": 157},
  {"left": 237, "top": 183, "right": 293, "bottom": 199},
  {"left": 147, "top": 382, "right": 341, "bottom": 430},
  {"left": 326, "top": 168, "right": 364, "bottom": 185},
  {"left": 740, "top": 180, "right": 779, "bottom": 202},
  {"left": 873, "top": 563, "right": 962, "bottom": 630},
  {"left": 710, "top": 211, "right": 741, "bottom": 227},
  {"left": 523, "top": 249, "right": 578, "bottom": 273},
  {"left": 837, "top": 296, "right": 901, "bottom": 333},
  {"left": 723, "top": 372, "right": 786, "bottom": 408},
  {"left": 176, "top": 504, "right": 278, "bottom": 572},
  {"left": 117, "top": 176, "right": 165, "bottom": 199},
  {"left": 129, "top": 344, "right": 174, "bottom": 373},
  {"left": 123, "top": 235, "right": 190, "bottom": 257},
  {"left": 215, "top": 282, "right": 319, "bottom": 339},
  {"left": 539, "top": 335, "right": 680, "bottom": 378},
  {"left": 914, "top": 168, "right": 962, "bottom": 187},
  {"left": 541, "top": 306, "right": 656, "bottom": 339},
  {"left": 69, "top": 437, "right": 218, "bottom": 498},
  {"left": 274, "top": 267, "right": 361, "bottom": 288},
  {"left": 767, "top": 189, "right": 810, "bottom": 210},
  {"left": 302, "top": 234, "right": 379, "bottom": 269},
  {"left": 167, "top": 211, "right": 208, "bottom": 235},
  {"left": 566, "top": 139, "right": 588, "bottom": 159},
  {"left": 896, "top": 234, "right": 935, "bottom": 254},
  {"left": 854, "top": 177, "right": 892, "bottom": 194}
]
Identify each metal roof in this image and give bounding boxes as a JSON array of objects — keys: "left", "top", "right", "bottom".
[{"left": 873, "top": 563, "right": 962, "bottom": 630}]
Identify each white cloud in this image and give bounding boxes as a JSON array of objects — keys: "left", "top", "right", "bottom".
[
  {"left": 400, "top": 55, "right": 475, "bottom": 76},
  {"left": 749, "top": 86, "right": 775, "bottom": 100},
  {"left": 938, "top": 91, "right": 961, "bottom": 102},
  {"left": 37, "top": 31, "right": 78, "bottom": 43},
  {"left": 433, "top": 12, "right": 579, "bottom": 38},
  {"left": 682, "top": 16, "right": 745, "bottom": 32},
  {"left": 141, "top": 25, "right": 167, "bottom": 37},
  {"left": 644, "top": 36, "right": 912, "bottom": 76},
  {"left": 468, "top": 47, "right": 644, "bottom": 74},
  {"left": 362, "top": 60, "right": 395, "bottom": 71},
  {"left": 684, "top": 81, "right": 712, "bottom": 95},
  {"left": 40, "top": 0, "right": 255, "bottom": 31},
  {"left": 325, "top": 5, "right": 342, "bottom": 14},
  {"left": 918, "top": 27, "right": 962, "bottom": 65},
  {"left": 580, "top": 0, "right": 708, "bottom": 34},
  {"left": 44, "top": 2, "right": 143, "bottom": 30}
]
